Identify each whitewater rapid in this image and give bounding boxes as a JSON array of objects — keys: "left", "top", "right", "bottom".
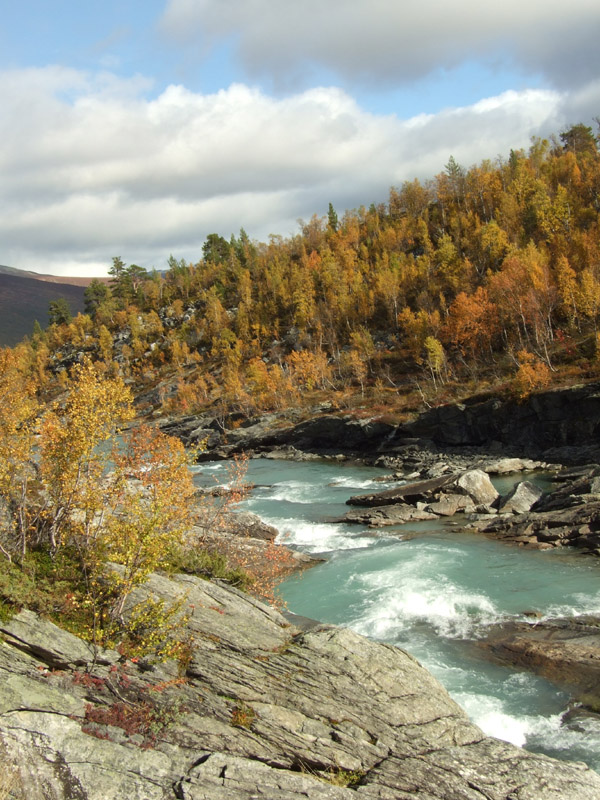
[{"left": 193, "top": 457, "right": 600, "bottom": 771}]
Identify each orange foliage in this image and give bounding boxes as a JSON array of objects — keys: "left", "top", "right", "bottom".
[{"left": 443, "top": 287, "right": 498, "bottom": 360}]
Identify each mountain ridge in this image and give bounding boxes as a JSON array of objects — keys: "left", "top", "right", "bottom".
[{"left": 0, "top": 266, "right": 89, "bottom": 346}]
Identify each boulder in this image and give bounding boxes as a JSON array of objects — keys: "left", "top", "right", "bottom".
[
  {"left": 426, "top": 493, "right": 476, "bottom": 517},
  {"left": 224, "top": 510, "right": 279, "bottom": 541},
  {"left": 497, "top": 480, "right": 545, "bottom": 514},
  {"left": 456, "top": 469, "right": 499, "bottom": 506}
]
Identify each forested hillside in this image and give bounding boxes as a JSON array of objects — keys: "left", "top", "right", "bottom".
[{"left": 8, "top": 122, "right": 600, "bottom": 416}]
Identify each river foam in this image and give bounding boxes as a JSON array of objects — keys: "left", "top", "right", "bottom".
[{"left": 194, "top": 457, "right": 600, "bottom": 771}]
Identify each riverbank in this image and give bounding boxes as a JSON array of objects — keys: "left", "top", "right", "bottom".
[
  {"left": 3, "top": 386, "right": 600, "bottom": 795},
  {"left": 2, "top": 570, "right": 600, "bottom": 799},
  {"left": 174, "top": 385, "right": 600, "bottom": 752},
  {"left": 159, "top": 379, "right": 600, "bottom": 467},
  {"left": 195, "top": 450, "right": 600, "bottom": 772}
]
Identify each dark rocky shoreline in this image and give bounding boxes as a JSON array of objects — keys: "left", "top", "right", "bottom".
[{"left": 160, "top": 379, "right": 600, "bottom": 467}]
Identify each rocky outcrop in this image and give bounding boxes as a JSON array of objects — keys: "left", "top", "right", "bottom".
[
  {"left": 341, "top": 470, "right": 501, "bottom": 528},
  {"left": 2, "top": 574, "right": 600, "bottom": 799},
  {"left": 341, "top": 504, "right": 439, "bottom": 527},
  {"left": 472, "top": 500, "right": 600, "bottom": 553},
  {"left": 160, "top": 381, "right": 600, "bottom": 467},
  {"left": 402, "top": 381, "right": 600, "bottom": 462},
  {"left": 471, "top": 466, "right": 600, "bottom": 554},
  {"left": 194, "top": 509, "right": 279, "bottom": 543},
  {"left": 190, "top": 511, "right": 318, "bottom": 574},
  {"left": 477, "top": 616, "right": 600, "bottom": 709},
  {"left": 161, "top": 411, "right": 399, "bottom": 462}
]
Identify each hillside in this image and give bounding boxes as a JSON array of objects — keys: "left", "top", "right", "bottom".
[
  {"left": 0, "top": 267, "right": 87, "bottom": 346},
  {"left": 3, "top": 122, "right": 600, "bottom": 418},
  {"left": 0, "top": 264, "right": 98, "bottom": 287}
]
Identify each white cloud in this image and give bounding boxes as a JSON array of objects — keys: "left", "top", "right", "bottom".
[
  {"left": 1, "top": 66, "right": 598, "bottom": 276},
  {"left": 160, "top": 0, "right": 600, "bottom": 90}
]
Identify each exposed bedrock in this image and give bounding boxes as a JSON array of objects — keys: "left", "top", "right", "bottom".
[
  {"left": 402, "top": 381, "right": 600, "bottom": 462},
  {"left": 477, "top": 616, "right": 600, "bottom": 710},
  {"left": 160, "top": 382, "right": 600, "bottom": 466},
  {"left": 2, "top": 573, "right": 600, "bottom": 798}
]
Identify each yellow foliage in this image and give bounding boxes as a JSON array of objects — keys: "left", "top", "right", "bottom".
[
  {"left": 98, "top": 324, "right": 113, "bottom": 363},
  {"left": 107, "top": 424, "right": 197, "bottom": 615},
  {"left": 512, "top": 351, "right": 551, "bottom": 399},
  {"left": 40, "top": 362, "right": 134, "bottom": 552},
  {"left": 424, "top": 336, "right": 448, "bottom": 388},
  {"left": 286, "top": 350, "right": 332, "bottom": 391},
  {"left": 0, "top": 348, "right": 39, "bottom": 559},
  {"left": 245, "top": 358, "right": 293, "bottom": 411}
]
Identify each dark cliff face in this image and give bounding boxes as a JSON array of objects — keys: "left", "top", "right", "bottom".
[
  {"left": 160, "top": 382, "right": 600, "bottom": 465},
  {"left": 403, "top": 382, "right": 600, "bottom": 460}
]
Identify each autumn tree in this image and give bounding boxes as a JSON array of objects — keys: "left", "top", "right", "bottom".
[
  {"left": 98, "top": 325, "right": 114, "bottom": 363},
  {"left": 107, "top": 424, "right": 197, "bottom": 618},
  {"left": 424, "top": 336, "right": 448, "bottom": 389},
  {"left": 0, "top": 349, "right": 39, "bottom": 559},
  {"left": 512, "top": 350, "right": 551, "bottom": 399},
  {"left": 286, "top": 350, "right": 332, "bottom": 392},
  {"left": 29, "top": 362, "right": 200, "bottom": 650},
  {"left": 40, "top": 362, "right": 134, "bottom": 555},
  {"left": 443, "top": 287, "right": 498, "bottom": 365}
]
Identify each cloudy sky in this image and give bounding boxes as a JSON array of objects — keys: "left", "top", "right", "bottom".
[{"left": 1, "top": 1, "right": 599, "bottom": 276}]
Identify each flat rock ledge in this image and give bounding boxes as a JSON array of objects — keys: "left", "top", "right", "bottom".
[
  {"left": 476, "top": 616, "right": 600, "bottom": 709},
  {"left": 477, "top": 615, "right": 600, "bottom": 714},
  {"left": 1, "top": 574, "right": 600, "bottom": 799}
]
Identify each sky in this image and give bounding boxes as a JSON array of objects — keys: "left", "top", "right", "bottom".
[{"left": 1, "top": 1, "right": 599, "bottom": 277}]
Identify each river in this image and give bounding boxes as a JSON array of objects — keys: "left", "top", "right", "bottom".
[{"left": 192, "top": 457, "right": 600, "bottom": 772}]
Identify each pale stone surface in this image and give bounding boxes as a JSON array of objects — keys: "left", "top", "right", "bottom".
[
  {"left": 484, "top": 457, "right": 543, "bottom": 474},
  {"left": 497, "top": 480, "right": 544, "bottom": 514},
  {"left": 426, "top": 493, "right": 476, "bottom": 516},
  {"left": 341, "top": 504, "right": 438, "bottom": 526},
  {"left": 456, "top": 469, "right": 499, "bottom": 506},
  {"left": 1, "top": 574, "right": 600, "bottom": 799},
  {"left": 1, "top": 609, "right": 100, "bottom": 668}
]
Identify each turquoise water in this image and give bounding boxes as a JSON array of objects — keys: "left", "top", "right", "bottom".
[{"left": 193, "top": 458, "right": 600, "bottom": 770}]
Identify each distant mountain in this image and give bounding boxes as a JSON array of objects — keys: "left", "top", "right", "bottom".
[{"left": 0, "top": 265, "right": 91, "bottom": 346}]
